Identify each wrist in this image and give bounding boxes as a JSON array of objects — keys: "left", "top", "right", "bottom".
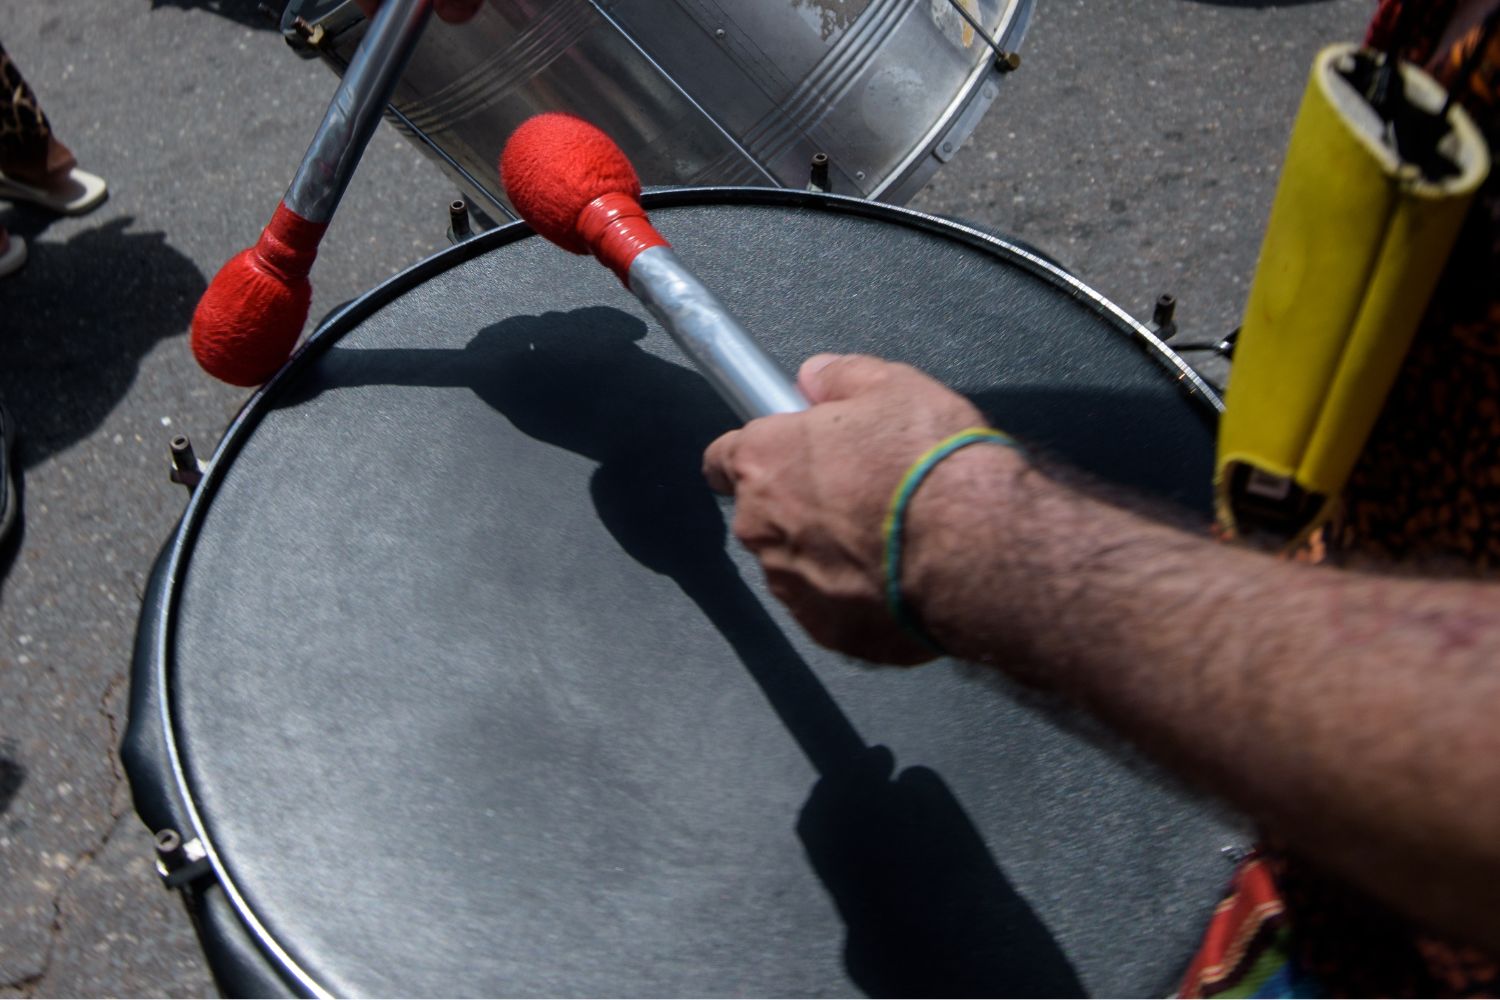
[{"left": 899, "top": 439, "right": 1032, "bottom": 660}]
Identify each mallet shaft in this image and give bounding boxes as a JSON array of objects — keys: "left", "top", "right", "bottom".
[
  {"left": 284, "top": 0, "right": 432, "bottom": 223},
  {"left": 628, "top": 246, "right": 808, "bottom": 421}
]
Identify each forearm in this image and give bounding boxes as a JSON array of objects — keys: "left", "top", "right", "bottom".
[
  {"left": 703, "top": 353, "right": 1500, "bottom": 945},
  {"left": 906, "top": 444, "right": 1500, "bottom": 950}
]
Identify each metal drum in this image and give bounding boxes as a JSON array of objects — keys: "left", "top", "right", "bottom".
[
  {"left": 280, "top": 0, "right": 1032, "bottom": 217},
  {"left": 125, "top": 189, "right": 1242, "bottom": 998}
]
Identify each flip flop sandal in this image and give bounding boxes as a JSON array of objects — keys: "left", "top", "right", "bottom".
[
  {"left": 0, "top": 230, "right": 27, "bottom": 278},
  {"left": 0, "top": 166, "right": 108, "bottom": 216}
]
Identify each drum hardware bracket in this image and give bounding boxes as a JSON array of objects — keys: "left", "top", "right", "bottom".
[
  {"left": 1219, "top": 328, "right": 1239, "bottom": 359},
  {"left": 287, "top": 15, "right": 328, "bottom": 51},
  {"left": 933, "top": 73, "right": 1008, "bottom": 165},
  {"left": 940, "top": 0, "right": 1021, "bottom": 73},
  {"left": 155, "top": 828, "right": 213, "bottom": 889},
  {"left": 1154, "top": 297, "right": 1236, "bottom": 393},
  {"left": 447, "top": 197, "right": 474, "bottom": 244},
  {"left": 807, "top": 152, "right": 831, "bottom": 194},
  {"left": 1148, "top": 293, "right": 1178, "bottom": 341},
  {"left": 1166, "top": 326, "right": 1240, "bottom": 361},
  {"left": 1147, "top": 293, "right": 1238, "bottom": 355},
  {"left": 169, "top": 435, "right": 206, "bottom": 493},
  {"left": 281, "top": 0, "right": 364, "bottom": 58}
]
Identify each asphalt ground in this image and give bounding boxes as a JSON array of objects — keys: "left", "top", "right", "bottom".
[{"left": 0, "top": 0, "right": 1367, "bottom": 995}]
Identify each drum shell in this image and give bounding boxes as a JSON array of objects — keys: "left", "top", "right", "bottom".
[
  {"left": 281, "top": 0, "right": 1031, "bottom": 215},
  {"left": 125, "top": 188, "right": 1238, "bottom": 998}
]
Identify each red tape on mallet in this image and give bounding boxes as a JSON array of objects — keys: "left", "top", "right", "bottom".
[{"left": 190, "top": 204, "right": 328, "bottom": 387}]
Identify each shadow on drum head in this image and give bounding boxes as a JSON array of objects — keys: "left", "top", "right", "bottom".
[
  {"left": 969, "top": 384, "right": 1216, "bottom": 520},
  {"left": 282, "top": 305, "right": 1084, "bottom": 997}
]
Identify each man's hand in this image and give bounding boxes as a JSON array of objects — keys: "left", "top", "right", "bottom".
[
  {"left": 702, "top": 353, "right": 993, "bottom": 665},
  {"left": 354, "top": 0, "right": 481, "bottom": 23}
]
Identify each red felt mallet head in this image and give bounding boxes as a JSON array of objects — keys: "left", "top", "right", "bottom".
[
  {"left": 500, "top": 113, "right": 668, "bottom": 280},
  {"left": 190, "top": 204, "right": 328, "bottom": 387},
  {"left": 501, "top": 112, "right": 808, "bottom": 420}
]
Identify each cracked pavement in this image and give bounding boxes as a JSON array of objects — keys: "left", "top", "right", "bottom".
[{"left": 0, "top": 0, "right": 1367, "bottom": 994}]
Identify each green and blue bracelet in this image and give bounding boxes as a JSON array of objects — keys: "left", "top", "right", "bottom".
[{"left": 882, "top": 427, "right": 1020, "bottom": 652}]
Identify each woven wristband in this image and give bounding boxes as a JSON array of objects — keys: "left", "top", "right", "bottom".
[{"left": 882, "top": 427, "right": 1019, "bottom": 651}]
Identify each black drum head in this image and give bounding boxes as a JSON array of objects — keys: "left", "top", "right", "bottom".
[{"left": 153, "top": 191, "right": 1240, "bottom": 997}]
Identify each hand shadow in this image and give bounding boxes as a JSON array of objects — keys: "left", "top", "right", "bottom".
[
  {"left": 294, "top": 306, "right": 1084, "bottom": 997},
  {"left": 800, "top": 745, "right": 1085, "bottom": 998}
]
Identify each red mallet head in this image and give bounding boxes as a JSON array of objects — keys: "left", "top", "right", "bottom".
[
  {"left": 191, "top": 204, "right": 328, "bottom": 386},
  {"left": 500, "top": 113, "right": 668, "bottom": 280}
]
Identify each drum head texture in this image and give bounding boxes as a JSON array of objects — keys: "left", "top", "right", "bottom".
[{"left": 168, "top": 193, "right": 1238, "bottom": 998}]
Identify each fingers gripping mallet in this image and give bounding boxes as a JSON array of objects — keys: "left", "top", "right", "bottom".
[
  {"left": 191, "top": 0, "right": 433, "bottom": 386},
  {"left": 499, "top": 114, "right": 809, "bottom": 421}
]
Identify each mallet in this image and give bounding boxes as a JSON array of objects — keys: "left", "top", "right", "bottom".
[
  {"left": 191, "top": 0, "right": 433, "bottom": 386},
  {"left": 499, "top": 114, "right": 808, "bottom": 421}
]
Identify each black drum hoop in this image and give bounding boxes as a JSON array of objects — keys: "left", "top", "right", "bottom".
[{"left": 150, "top": 186, "right": 1223, "bottom": 997}]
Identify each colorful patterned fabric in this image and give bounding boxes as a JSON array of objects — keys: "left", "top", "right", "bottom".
[
  {"left": 1332, "top": 0, "right": 1500, "bottom": 569},
  {"left": 1182, "top": 1, "right": 1500, "bottom": 995},
  {"left": 1183, "top": 846, "right": 1500, "bottom": 998},
  {"left": 1178, "top": 854, "right": 1308, "bottom": 998}
]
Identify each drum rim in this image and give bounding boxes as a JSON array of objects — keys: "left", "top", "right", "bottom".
[{"left": 151, "top": 186, "right": 1223, "bottom": 998}]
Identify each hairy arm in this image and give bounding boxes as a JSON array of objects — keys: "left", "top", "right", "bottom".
[
  {"left": 705, "top": 354, "right": 1500, "bottom": 953},
  {"left": 911, "top": 437, "right": 1500, "bottom": 952}
]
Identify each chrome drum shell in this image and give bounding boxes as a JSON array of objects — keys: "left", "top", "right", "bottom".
[{"left": 282, "top": 0, "right": 1032, "bottom": 217}]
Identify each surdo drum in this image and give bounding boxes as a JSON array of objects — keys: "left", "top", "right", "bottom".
[
  {"left": 278, "top": 0, "right": 1034, "bottom": 214},
  {"left": 126, "top": 189, "right": 1244, "bottom": 997}
]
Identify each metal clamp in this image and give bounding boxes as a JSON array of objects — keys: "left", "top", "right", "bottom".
[
  {"left": 289, "top": 15, "right": 328, "bottom": 49},
  {"left": 280, "top": 0, "right": 366, "bottom": 57},
  {"left": 941, "top": 0, "right": 1022, "bottom": 70},
  {"left": 807, "top": 152, "right": 831, "bottom": 194},
  {"left": 1147, "top": 293, "right": 1178, "bottom": 341},
  {"left": 155, "top": 828, "right": 213, "bottom": 889},
  {"left": 169, "top": 435, "right": 205, "bottom": 493},
  {"left": 447, "top": 198, "right": 474, "bottom": 244}
]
